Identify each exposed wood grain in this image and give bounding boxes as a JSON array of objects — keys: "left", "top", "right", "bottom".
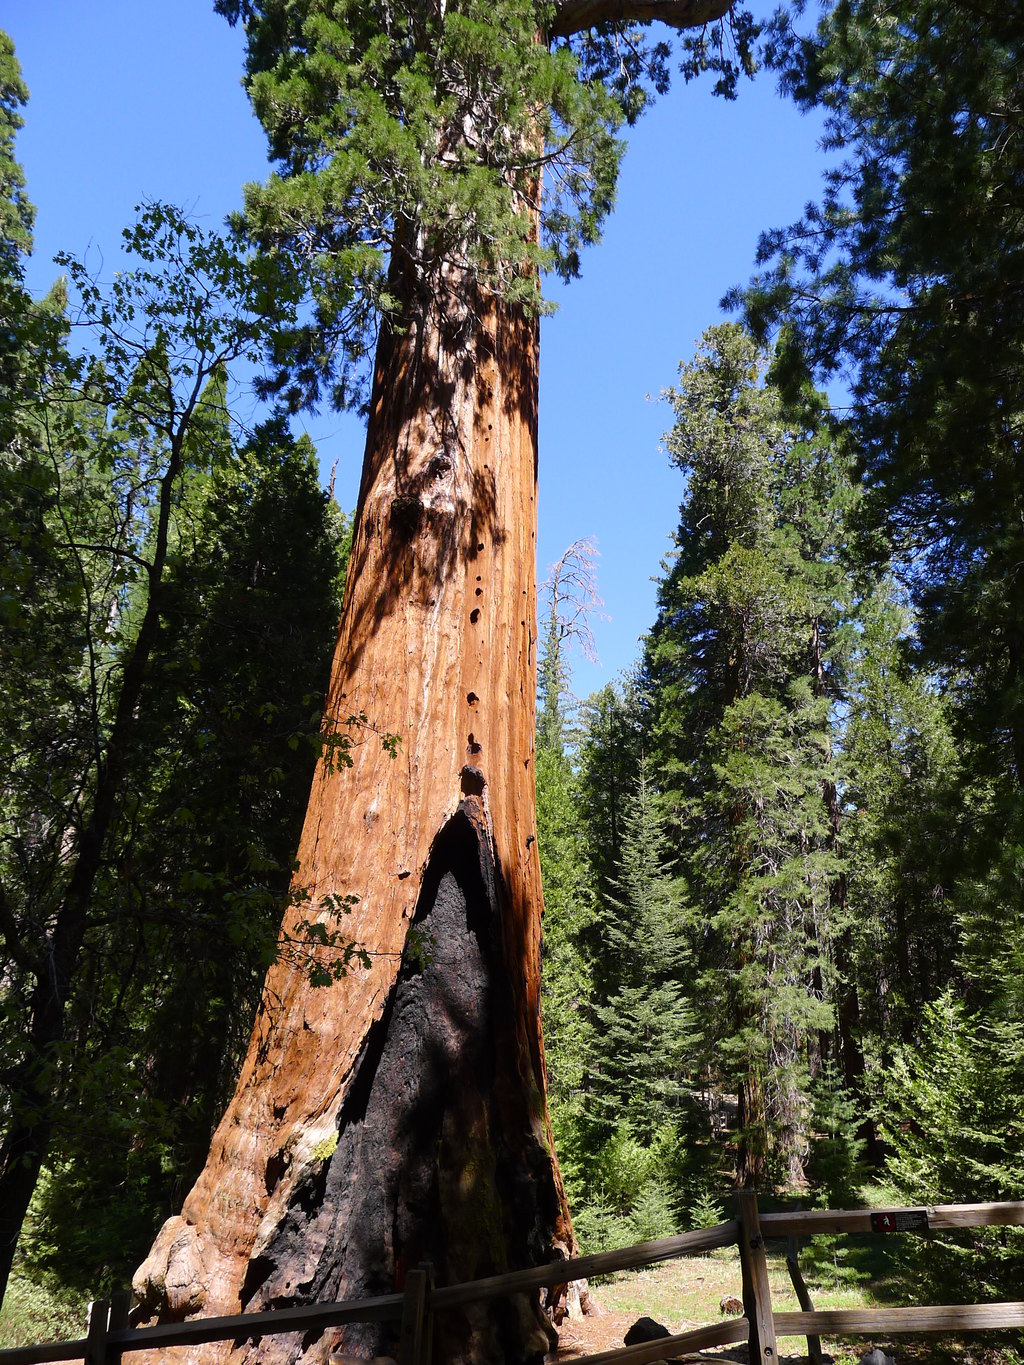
[
  {"left": 923, "top": 1202, "right": 1024, "bottom": 1228},
  {"left": 760, "top": 1201, "right": 1024, "bottom": 1238},
  {"left": 774, "top": 1303, "right": 1024, "bottom": 1335},
  {"left": 738, "top": 1193, "right": 777, "bottom": 1365}
]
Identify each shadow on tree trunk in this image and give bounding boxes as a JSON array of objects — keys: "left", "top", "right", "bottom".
[{"left": 237, "top": 804, "right": 558, "bottom": 1365}]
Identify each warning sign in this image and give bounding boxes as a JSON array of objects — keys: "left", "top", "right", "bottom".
[{"left": 870, "top": 1210, "right": 930, "bottom": 1232}]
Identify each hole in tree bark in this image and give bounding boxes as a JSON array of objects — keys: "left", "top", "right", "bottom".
[
  {"left": 460, "top": 766, "right": 486, "bottom": 796},
  {"left": 234, "top": 809, "right": 558, "bottom": 1365},
  {"left": 389, "top": 495, "right": 423, "bottom": 539}
]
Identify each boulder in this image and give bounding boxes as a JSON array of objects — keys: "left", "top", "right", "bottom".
[{"left": 624, "top": 1316, "right": 671, "bottom": 1345}]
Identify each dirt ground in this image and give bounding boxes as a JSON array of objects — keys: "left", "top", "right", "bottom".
[{"left": 547, "top": 1288, "right": 788, "bottom": 1364}]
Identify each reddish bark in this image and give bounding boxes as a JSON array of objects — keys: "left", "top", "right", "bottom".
[
  {"left": 133, "top": 6, "right": 737, "bottom": 1353},
  {"left": 134, "top": 272, "right": 568, "bottom": 1362}
]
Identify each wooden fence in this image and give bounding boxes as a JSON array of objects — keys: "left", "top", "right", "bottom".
[{"left": 2, "top": 1198, "right": 1022, "bottom": 1365}]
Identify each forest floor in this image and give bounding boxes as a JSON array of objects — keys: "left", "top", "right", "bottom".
[{"left": 548, "top": 1244, "right": 1017, "bottom": 1365}]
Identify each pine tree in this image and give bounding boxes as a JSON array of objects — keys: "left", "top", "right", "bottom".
[
  {"left": 840, "top": 582, "right": 958, "bottom": 1055},
  {"left": 744, "top": 0, "right": 1024, "bottom": 794},
  {"left": 19, "top": 424, "right": 349, "bottom": 1296},
  {"left": 535, "top": 745, "right": 598, "bottom": 1214},
  {"left": 646, "top": 323, "right": 854, "bottom": 1188},
  {"left": 589, "top": 758, "right": 695, "bottom": 1143},
  {"left": 740, "top": 20, "right": 1024, "bottom": 1221},
  {"left": 534, "top": 543, "right": 603, "bottom": 1210},
  {"left": 880, "top": 992, "right": 1024, "bottom": 1303},
  {"left": 556, "top": 733, "right": 708, "bottom": 1251},
  {"left": 576, "top": 680, "right": 648, "bottom": 904}
]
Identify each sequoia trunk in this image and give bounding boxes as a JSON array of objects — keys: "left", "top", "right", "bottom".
[{"left": 134, "top": 268, "right": 570, "bottom": 1362}]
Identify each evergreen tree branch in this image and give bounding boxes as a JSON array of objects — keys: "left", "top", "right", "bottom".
[{"left": 550, "top": 0, "right": 733, "bottom": 39}]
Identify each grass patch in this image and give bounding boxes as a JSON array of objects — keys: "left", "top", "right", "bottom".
[
  {"left": 593, "top": 1237, "right": 1023, "bottom": 1365},
  {"left": 595, "top": 1243, "right": 869, "bottom": 1327}
]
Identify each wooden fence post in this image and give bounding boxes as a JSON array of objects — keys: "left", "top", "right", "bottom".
[
  {"left": 107, "top": 1289, "right": 132, "bottom": 1365},
  {"left": 397, "top": 1263, "right": 434, "bottom": 1365},
  {"left": 785, "top": 1235, "right": 824, "bottom": 1365},
  {"left": 737, "top": 1191, "right": 779, "bottom": 1365},
  {"left": 84, "top": 1299, "right": 110, "bottom": 1365}
]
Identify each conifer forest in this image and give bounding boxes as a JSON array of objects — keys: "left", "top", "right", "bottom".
[{"left": 1, "top": 0, "right": 1023, "bottom": 1360}]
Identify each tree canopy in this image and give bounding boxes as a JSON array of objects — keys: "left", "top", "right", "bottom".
[{"left": 214, "top": 0, "right": 755, "bottom": 408}]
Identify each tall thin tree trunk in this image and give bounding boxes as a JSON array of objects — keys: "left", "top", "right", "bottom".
[
  {"left": 0, "top": 433, "right": 185, "bottom": 1304},
  {"left": 737, "top": 1068, "right": 768, "bottom": 1189},
  {"left": 814, "top": 613, "right": 881, "bottom": 1166},
  {"left": 135, "top": 273, "right": 571, "bottom": 1364}
]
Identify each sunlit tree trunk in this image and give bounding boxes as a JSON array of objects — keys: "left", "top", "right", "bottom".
[
  {"left": 135, "top": 257, "right": 570, "bottom": 1364},
  {"left": 134, "top": 4, "right": 736, "bottom": 1353}
]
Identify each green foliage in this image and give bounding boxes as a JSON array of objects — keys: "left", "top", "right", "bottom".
[
  {"left": 575, "top": 679, "right": 647, "bottom": 895},
  {"left": 882, "top": 992, "right": 1024, "bottom": 1207},
  {"left": 15, "top": 422, "right": 351, "bottom": 1295},
  {"left": 537, "top": 743, "right": 599, "bottom": 1156},
  {"left": 291, "top": 892, "right": 371, "bottom": 987},
  {"left": 645, "top": 323, "right": 854, "bottom": 1188},
  {"left": 541, "top": 672, "right": 716, "bottom": 1245},
  {"left": 217, "top": 0, "right": 614, "bottom": 404},
  {"left": 213, "top": 0, "right": 755, "bottom": 408},
  {"left": 573, "top": 1120, "right": 682, "bottom": 1252},
  {"left": 535, "top": 599, "right": 602, "bottom": 1214},
  {"left": 806, "top": 1062, "right": 866, "bottom": 1209},
  {"left": 743, "top": 4, "right": 1024, "bottom": 1253},
  {"left": 589, "top": 758, "right": 697, "bottom": 1143},
  {"left": 0, "top": 139, "right": 351, "bottom": 1295},
  {"left": 0, "top": 32, "right": 32, "bottom": 273},
  {"left": 839, "top": 578, "right": 961, "bottom": 1065},
  {"left": 0, "top": 1261, "right": 86, "bottom": 1348},
  {"left": 743, "top": 0, "right": 1024, "bottom": 793},
  {"left": 686, "top": 1185, "right": 726, "bottom": 1231},
  {"left": 879, "top": 991, "right": 1024, "bottom": 1305}
]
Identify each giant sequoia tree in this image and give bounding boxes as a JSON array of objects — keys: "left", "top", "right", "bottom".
[{"left": 133, "top": 2, "right": 750, "bottom": 1361}]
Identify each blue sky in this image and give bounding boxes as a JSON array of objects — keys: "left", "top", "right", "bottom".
[{"left": 7, "top": 0, "right": 827, "bottom": 700}]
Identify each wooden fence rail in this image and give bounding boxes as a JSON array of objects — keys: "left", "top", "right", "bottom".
[
  {"left": 1, "top": 1198, "right": 1021, "bottom": 1365},
  {"left": 736, "top": 1196, "right": 1024, "bottom": 1365}
]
